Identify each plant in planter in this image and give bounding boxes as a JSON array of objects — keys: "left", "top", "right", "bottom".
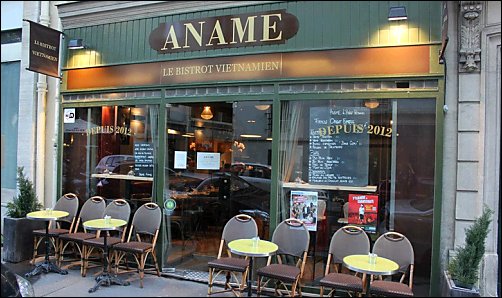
[
  {"left": 444, "top": 206, "right": 494, "bottom": 297},
  {"left": 3, "top": 167, "right": 44, "bottom": 263}
]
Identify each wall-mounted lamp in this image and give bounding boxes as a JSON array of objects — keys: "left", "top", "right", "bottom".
[
  {"left": 67, "top": 39, "right": 84, "bottom": 50},
  {"left": 200, "top": 106, "right": 213, "bottom": 120},
  {"left": 388, "top": 6, "right": 407, "bottom": 21},
  {"left": 364, "top": 99, "right": 380, "bottom": 109}
]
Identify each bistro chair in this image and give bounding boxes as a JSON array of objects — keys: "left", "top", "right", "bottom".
[
  {"left": 337, "top": 202, "right": 349, "bottom": 225},
  {"left": 256, "top": 218, "right": 310, "bottom": 297},
  {"left": 112, "top": 202, "right": 162, "bottom": 288},
  {"left": 81, "top": 199, "right": 131, "bottom": 277},
  {"left": 316, "top": 199, "right": 328, "bottom": 248},
  {"left": 58, "top": 196, "right": 106, "bottom": 274},
  {"left": 319, "top": 225, "right": 370, "bottom": 297},
  {"left": 207, "top": 214, "right": 258, "bottom": 296},
  {"left": 369, "top": 231, "right": 415, "bottom": 297},
  {"left": 31, "top": 193, "right": 79, "bottom": 265}
]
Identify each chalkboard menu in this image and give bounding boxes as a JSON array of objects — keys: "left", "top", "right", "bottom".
[
  {"left": 308, "top": 107, "right": 369, "bottom": 186},
  {"left": 133, "top": 142, "right": 154, "bottom": 177}
]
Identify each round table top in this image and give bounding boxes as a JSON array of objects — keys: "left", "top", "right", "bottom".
[
  {"left": 228, "top": 238, "right": 278, "bottom": 257},
  {"left": 83, "top": 218, "right": 127, "bottom": 231},
  {"left": 27, "top": 210, "right": 69, "bottom": 221},
  {"left": 343, "top": 254, "right": 399, "bottom": 276}
]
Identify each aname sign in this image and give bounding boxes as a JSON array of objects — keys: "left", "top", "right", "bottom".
[{"left": 149, "top": 10, "right": 299, "bottom": 54}]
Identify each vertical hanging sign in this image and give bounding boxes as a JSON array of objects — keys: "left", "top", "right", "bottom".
[{"left": 25, "top": 20, "right": 62, "bottom": 78}]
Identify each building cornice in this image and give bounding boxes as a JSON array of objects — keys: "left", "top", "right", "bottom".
[{"left": 54, "top": 1, "right": 281, "bottom": 29}]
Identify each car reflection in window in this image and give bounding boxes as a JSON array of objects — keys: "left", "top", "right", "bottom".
[{"left": 185, "top": 172, "right": 271, "bottom": 223}]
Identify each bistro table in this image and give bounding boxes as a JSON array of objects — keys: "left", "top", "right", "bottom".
[
  {"left": 25, "top": 210, "right": 69, "bottom": 278},
  {"left": 83, "top": 218, "right": 129, "bottom": 293},
  {"left": 228, "top": 238, "right": 278, "bottom": 297},
  {"left": 343, "top": 254, "right": 399, "bottom": 297}
]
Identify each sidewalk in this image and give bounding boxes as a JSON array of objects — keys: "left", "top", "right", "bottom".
[{"left": 3, "top": 259, "right": 237, "bottom": 297}]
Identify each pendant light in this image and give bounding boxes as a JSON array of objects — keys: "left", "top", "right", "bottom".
[
  {"left": 201, "top": 106, "right": 213, "bottom": 120},
  {"left": 364, "top": 99, "right": 380, "bottom": 109}
]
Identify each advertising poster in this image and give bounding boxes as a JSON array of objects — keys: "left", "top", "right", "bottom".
[
  {"left": 290, "top": 190, "right": 318, "bottom": 231},
  {"left": 348, "top": 194, "right": 379, "bottom": 233}
]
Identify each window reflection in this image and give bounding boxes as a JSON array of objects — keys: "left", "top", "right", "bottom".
[
  {"left": 279, "top": 98, "right": 435, "bottom": 284},
  {"left": 164, "top": 101, "right": 273, "bottom": 268},
  {"left": 62, "top": 105, "right": 158, "bottom": 213}
]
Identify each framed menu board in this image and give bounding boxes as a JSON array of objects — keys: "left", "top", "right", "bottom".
[
  {"left": 133, "top": 142, "right": 154, "bottom": 177},
  {"left": 308, "top": 107, "right": 370, "bottom": 186}
]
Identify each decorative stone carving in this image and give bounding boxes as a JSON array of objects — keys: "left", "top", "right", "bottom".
[{"left": 459, "top": 2, "right": 482, "bottom": 72}]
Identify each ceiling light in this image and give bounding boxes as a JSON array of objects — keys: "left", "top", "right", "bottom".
[
  {"left": 240, "top": 134, "right": 262, "bottom": 138},
  {"left": 255, "top": 104, "right": 270, "bottom": 111},
  {"left": 200, "top": 106, "right": 213, "bottom": 120}
]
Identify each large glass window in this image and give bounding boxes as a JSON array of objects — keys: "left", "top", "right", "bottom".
[
  {"left": 61, "top": 105, "right": 159, "bottom": 212},
  {"left": 1, "top": 61, "right": 20, "bottom": 189},
  {"left": 279, "top": 98, "right": 436, "bottom": 294},
  {"left": 163, "top": 101, "right": 273, "bottom": 269}
]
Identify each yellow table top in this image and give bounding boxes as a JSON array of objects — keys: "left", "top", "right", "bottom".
[
  {"left": 83, "top": 219, "right": 127, "bottom": 231},
  {"left": 228, "top": 238, "right": 278, "bottom": 257},
  {"left": 27, "top": 210, "right": 69, "bottom": 221},
  {"left": 343, "top": 254, "right": 399, "bottom": 276}
]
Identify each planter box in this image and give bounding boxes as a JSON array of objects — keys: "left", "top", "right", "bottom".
[
  {"left": 443, "top": 270, "right": 480, "bottom": 297},
  {"left": 2, "top": 217, "right": 45, "bottom": 263}
]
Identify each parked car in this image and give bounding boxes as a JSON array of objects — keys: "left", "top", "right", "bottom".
[
  {"left": 94, "top": 154, "right": 135, "bottom": 174},
  {"left": 1, "top": 263, "right": 34, "bottom": 297},
  {"left": 166, "top": 168, "right": 206, "bottom": 191},
  {"left": 179, "top": 172, "right": 271, "bottom": 225},
  {"left": 94, "top": 163, "right": 204, "bottom": 200},
  {"left": 231, "top": 162, "right": 272, "bottom": 179}
]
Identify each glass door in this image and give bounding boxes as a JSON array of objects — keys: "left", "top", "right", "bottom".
[{"left": 163, "top": 101, "right": 273, "bottom": 273}]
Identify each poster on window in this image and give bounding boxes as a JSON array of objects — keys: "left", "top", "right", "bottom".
[
  {"left": 196, "top": 152, "right": 220, "bottom": 170},
  {"left": 290, "top": 190, "right": 318, "bottom": 231},
  {"left": 348, "top": 194, "right": 378, "bottom": 233},
  {"left": 174, "top": 151, "right": 187, "bottom": 169}
]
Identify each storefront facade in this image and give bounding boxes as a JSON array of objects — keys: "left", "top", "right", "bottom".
[{"left": 56, "top": 1, "right": 444, "bottom": 296}]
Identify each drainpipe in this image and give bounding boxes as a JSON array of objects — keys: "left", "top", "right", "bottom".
[
  {"left": 52, "top": 10, "right": 63, "bottom": 207},
  {"left": 35, "top": 1, "right": 50, "bottom": 207}
]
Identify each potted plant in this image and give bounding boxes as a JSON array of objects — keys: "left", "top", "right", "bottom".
[
  {"left": 443, "top": 206, "right": 494, "bottom": 297},
  {"left": 3, "top": 167, "right": 44, "bottom": 263}
]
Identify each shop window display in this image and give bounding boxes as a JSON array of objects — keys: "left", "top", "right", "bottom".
[
  {"left": 62, "top": 105, "right": 159, "bottom": 212},
  {"left": 278, "top": 98, "right": 436, "bottom": 284}
]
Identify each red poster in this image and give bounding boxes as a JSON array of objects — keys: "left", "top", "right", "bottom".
[{"left": 348, "top": 194, "right": 378, "bottom": 233}]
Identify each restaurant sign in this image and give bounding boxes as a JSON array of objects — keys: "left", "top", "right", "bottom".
[
  {"left": 149, "top": 10, "right": 299, "bottom": 54},
  {"left": 25, "top": 20, "right": 62, "bottom": 78},
  {"left": 65, "top": 46, "right": 431, "bottom": 90}
]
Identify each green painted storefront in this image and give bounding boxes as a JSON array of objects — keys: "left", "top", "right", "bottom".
[{"left": 59, "top": 1, "right": 444, "bottom": 296}]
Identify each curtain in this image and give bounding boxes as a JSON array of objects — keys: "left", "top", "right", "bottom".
[
  {"left": 278, "top": 101, "right": 304, "bottom": 220},
  {"left": 148, "top": 105, "right": 159, "bottom": 201}
]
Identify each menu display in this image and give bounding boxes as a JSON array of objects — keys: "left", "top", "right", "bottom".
[
  {"left": 133, "top": 142, "right": 154, "bottom": 177},
  {"left": 309, "top": 107, "right": 369, "bottom": 186}
]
